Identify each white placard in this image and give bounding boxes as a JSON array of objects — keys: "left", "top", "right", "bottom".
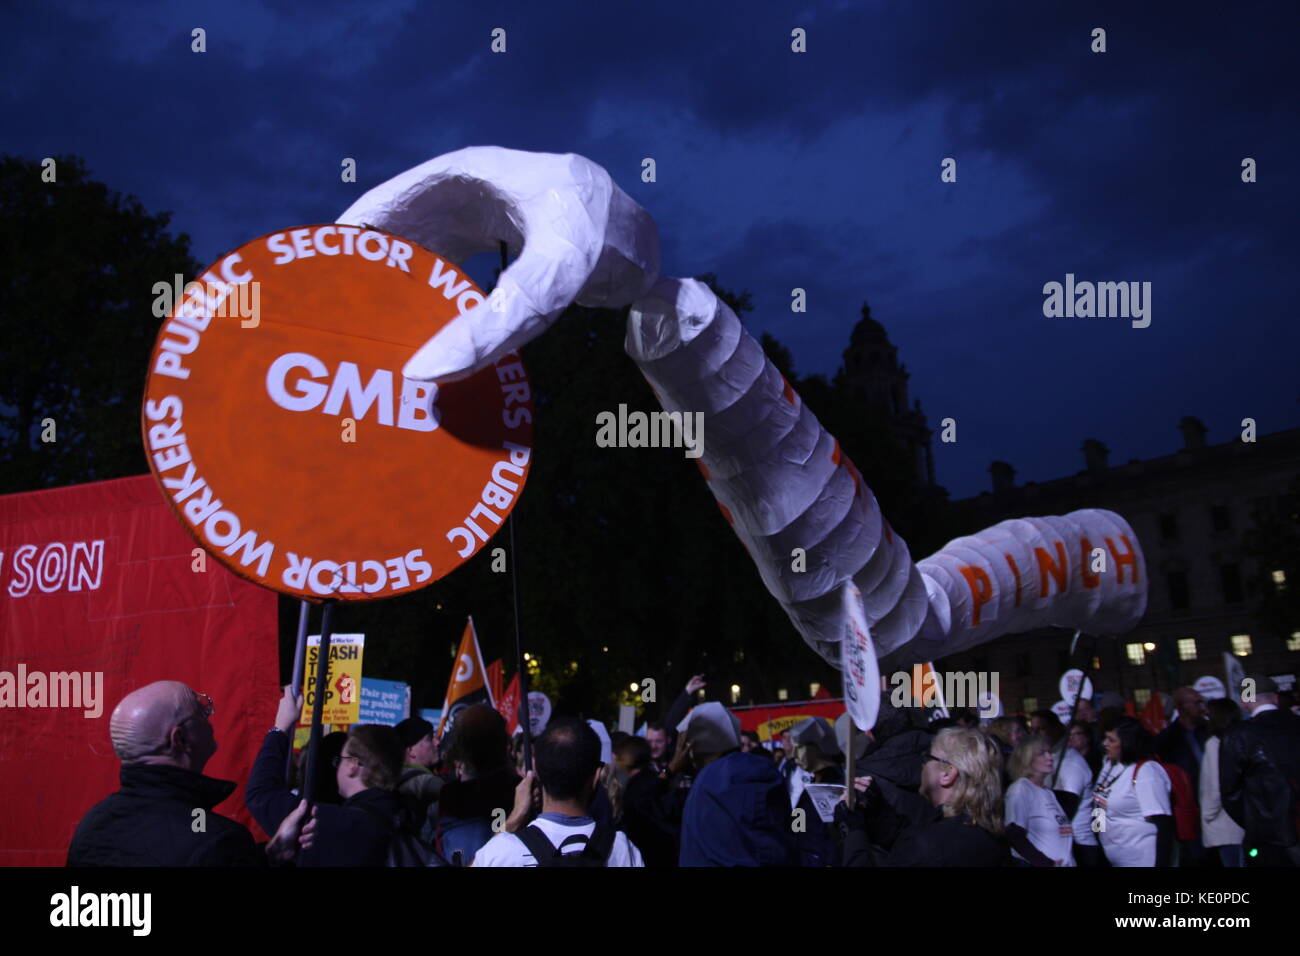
[
  {"left": 1058, "top": 669, "right": 1094, "bottom": 705},
  {"left": 527, "top": 691, "right": 551, "bottom": 736},
  {"left": 840, "top": 582, "right": 879, "bottom": 732},
  {"left": 804, "top": 784, "right": 846, "bottom": 823}
]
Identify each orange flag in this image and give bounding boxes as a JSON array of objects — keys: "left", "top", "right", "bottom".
[{"left": 437, "top": 618, "right": 494, "bottom": 740}]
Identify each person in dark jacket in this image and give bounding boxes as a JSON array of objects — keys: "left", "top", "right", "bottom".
[
  {"left": 434, "top": 704, "right": 520, "bottom": 865},
  {"left": 67, "top": 680, "right": 262, "bottom": 867},
  {"left": 1155, "top": 687, "right": 1209, "bottom": 789},
  {"left": 1155, "top": 686, "right": 1209, "bottom": 865},
  {"left": 851, "top": 705, "right": 939, "bottom": 828},
  {"left": 246, "top": 687, "right": 405, "bottom": 866},
  {"left": 615, "top": 735, "right": 679, "bottom": 866},
  {"left": 835, "top": 727, "right": 1010, "bottom": 866},
  {"left": 679, "top": 703, "right": 798, "bottom": 866},
  {"left": 394, "top": 717, "right": 443, "bottom": 840},
  {"left": 1220, "top": 675, "right": 1300, "bottom": 867}
]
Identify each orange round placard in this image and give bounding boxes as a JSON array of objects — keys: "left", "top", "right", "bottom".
[{"left": 141, "top": 224, "right": 533, "bottom": 601}]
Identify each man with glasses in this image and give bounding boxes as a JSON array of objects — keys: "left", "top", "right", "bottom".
[
  {"left": 246, "top": 686, "right": 406, "bottom": 866},
  {"left": 67, "top": 681, "right": 262, "bottom": 866}
]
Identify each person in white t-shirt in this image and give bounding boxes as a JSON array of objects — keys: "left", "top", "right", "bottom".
[
  {"left": 1093, "top": 717, "right": 1173, "bottom": 867},
  {"left": 473, "top": 718, "right": 644, "bottom": 867},
  {"left": 1005, "top": 734, "right": 1075, "bottom": 866},
  {"left": 1059, "top": 719, "right": 1107, "bottom": 863}
]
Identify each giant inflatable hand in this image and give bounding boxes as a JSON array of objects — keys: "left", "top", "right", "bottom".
[{"left": 340, "top": 147, "right": 1148, "bottom": 697}]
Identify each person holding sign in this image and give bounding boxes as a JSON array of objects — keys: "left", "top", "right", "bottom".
[
  {"left": 246, "top": 687, "right": 407, "bottom": 866},
  {"left": 835, "top": 727, "right": 1009, "bottom": 867},
  {"left": 1004, "top": 735, "right": 1074, "bottom": 866},
  {"left": 788, "top": 716, "right": 844, "bottom": 867}
]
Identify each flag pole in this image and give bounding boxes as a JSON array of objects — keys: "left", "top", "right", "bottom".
[
  {"left": 844, "top": 716, "right": 856, "bottom": 811},
  {"left": 285, "top": 599, "right": 310, "bottom": 781},
  {"left": 500, "top": 239, "right": 533, "bottom": 773},
  {"left": 301, "top": 598, "right": 337, "bottom": 813},
  {"left": 1049, "top": 629, "right": 1091, "bottom": 790}
]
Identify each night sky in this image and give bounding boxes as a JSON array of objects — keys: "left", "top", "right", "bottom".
[{"left": 5, "top": 0, "right": 1298, "bottom": 499}]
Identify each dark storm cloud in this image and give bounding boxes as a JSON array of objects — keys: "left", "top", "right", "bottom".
[{"left": 3, "top": 0, "right": 1296, "bottom": 498}]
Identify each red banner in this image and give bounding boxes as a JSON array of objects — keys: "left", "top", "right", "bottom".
[
  {"left": 0, "top": 475, "right": 279, "bottom": 866},
  {"left": 486, "top": 659, "right": 504, "bottom": 709},
  {"left": 731, "top": 699, "right": 846, "bottom": 742}
]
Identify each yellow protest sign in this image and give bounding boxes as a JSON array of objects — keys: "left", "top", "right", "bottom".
[{"left": 300, "top": 633, "right": 364, "bottom": 726}]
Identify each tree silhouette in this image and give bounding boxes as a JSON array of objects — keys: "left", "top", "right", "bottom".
[{"left": 0, "top": 155, "right": 200, "bottom": 493}]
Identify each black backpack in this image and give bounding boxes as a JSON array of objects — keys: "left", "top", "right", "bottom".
[
  {"left": 514, "top": 824, "right": 615, "bottom": 867},
  {"left": 357, "top": 798, "right": 448, "bottom": 867}
]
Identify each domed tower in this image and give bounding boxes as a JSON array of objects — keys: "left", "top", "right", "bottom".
[{"left": 841, "top": 303, "right": 935, "bottom": 486}]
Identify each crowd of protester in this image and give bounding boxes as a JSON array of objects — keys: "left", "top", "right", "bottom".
[{"left": 65, "top": 671, "right": 1300, "bottom": 868}]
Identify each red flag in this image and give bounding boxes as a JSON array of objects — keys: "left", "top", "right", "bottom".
[
  {"left": 486, "top": 659, "right": 504, "bottom": 707},
  {"left": 1139, "top": 693, "right": 1167, "bottom": 735},
  {"left": 437, "top": 618, "right": 494, "bottom": 740},
  {"left": 497, "top": 673, "right": 521, "bottom": 736}
]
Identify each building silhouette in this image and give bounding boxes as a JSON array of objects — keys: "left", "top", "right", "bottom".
[
  {"left": 840, "top": 304, "right": 935, "bottom": 487},
  {"left": 941, "top": 418, "right": 1300, "bottom": 714}
]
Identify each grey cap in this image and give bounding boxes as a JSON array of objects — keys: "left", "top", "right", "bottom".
[
  {"left": 1242, "top": 674, "right": 1279, "bottom": 697},
  {"left": 789, "top": 716, "right": 841, "bottom": 757},
  {"left": 676, "top": 702, "right": 741, "bottom": 756}
]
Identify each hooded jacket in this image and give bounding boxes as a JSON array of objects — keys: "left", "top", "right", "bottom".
[{"left": 680, "top": 750, "right": 798, "bottom": 866}]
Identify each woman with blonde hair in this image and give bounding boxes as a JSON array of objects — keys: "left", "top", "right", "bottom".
[
  {"left": 1005, "top": 734, "right": 1074, "bottom": 866},
  {"left": 835, "top": 727, "right": 1010, "bottom": 866}
]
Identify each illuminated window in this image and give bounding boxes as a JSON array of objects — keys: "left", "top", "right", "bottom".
[
  {"left": 809, "top": 683, "right": 821, "bottom": 698},
  {"left": 1231, "top": 634, "right": 1253, "bottom": 657},
  {"left": 1288, "top": 633, "right": 1300, "bottom": 653},
  {"left": 1091, "top": 656, "right": 1102, "bottom": 670},
  {"left": 1178, "top": 638, "right": 1198, "bottom": 661},
  {"left": 1023, "top": 697, "right": 1038, "bottom": 713},
  {"left": 1273, "top": 570, "right": 1287, "bottom": 590},
  {"left": 730, "top": 684, "right": 741, "bottom": 704},
  {"left": 777, "top": 688, "right": 789, "bottom": 701},
  {"left": 1134, "top": 688, "right": 1151, "bottom": 708},
  {"left": 1126, "top": 643, "right": 1146, "bottom": 665}
]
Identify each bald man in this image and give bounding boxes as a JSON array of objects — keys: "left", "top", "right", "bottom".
[{"left": 67, "top": 680, "right": 262, "bottom": 866}]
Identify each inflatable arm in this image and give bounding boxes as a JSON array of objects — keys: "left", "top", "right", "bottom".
[{"left": 340, "top": 147, "right": 1148, "bottom": 671}]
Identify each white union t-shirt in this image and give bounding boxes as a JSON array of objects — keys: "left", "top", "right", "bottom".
[
  {"left": 473, "top": 815, "right": 645, "bottom": 867},
  {"left": 1093, "top": 760, "right": 1171, "bottom": 867},
  {"left": 1005, "top": 778, "right": 1075, "bottom": 866}
]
